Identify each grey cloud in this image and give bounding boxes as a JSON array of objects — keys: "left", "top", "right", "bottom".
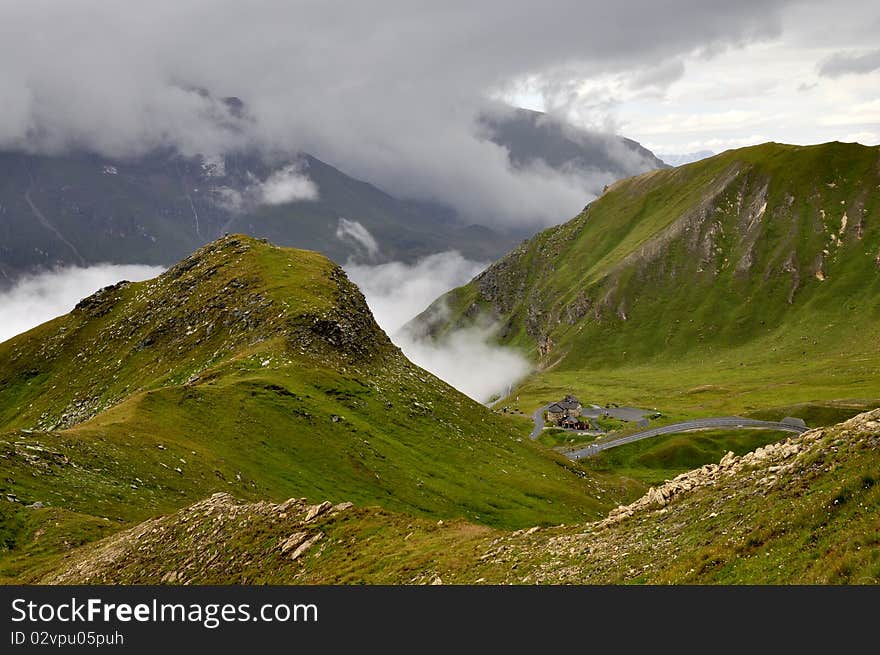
[
  {"left": 818, "top": 49, "right": 880, "bottom": 78},
  {"left": 628, "top": 60, "right": 686, "bottom": 90},
  {"left": 0, "top": 0, "right": 789, "bottom": 226}
]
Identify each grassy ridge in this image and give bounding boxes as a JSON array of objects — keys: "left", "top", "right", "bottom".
[
  {"left": 33, "top": 409, "right": 880, "bottom": 585},
  {"left": 410, "top": 142, "right": 880, "bottom": 424},
  {"left": 1, "top": 236, "right": 641, "bottom": 582}
]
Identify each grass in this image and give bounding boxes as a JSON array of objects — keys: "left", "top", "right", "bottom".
[
  {"left": 535, "top": 427, "right": 594, "bottom": 448},
  {"left": 29, "top": 410, "right": 880, "bottom": 585},
  {"left": 579, "top": 428, "right": 792, "bottom": 486},
  {"left": 411, "top": 141, "right": 880, "bottom": 429},
  {"left": 0, "top": 235, "right": 644, "bottom": 582}
]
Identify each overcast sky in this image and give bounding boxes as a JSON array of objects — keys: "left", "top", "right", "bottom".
[
  {"left": 509, "top": 1, "right": 880, "bottom": 155},
  {"left": 1, "top": 1, "right": 877, "bottom": 222}
]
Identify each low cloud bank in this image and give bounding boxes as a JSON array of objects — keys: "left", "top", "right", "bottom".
[
  {"left": 0, "top": 2, "right": 788, "bottom": 229},
  {"left": 397, "top": 325, "right": 531, "bottom": 403},
  {"left": 259, "top": 164, "right": 319, "bottom": 205},
  {"left": 345, "top": 251, "right": 531, "bottom": 403},
  {"left": 0, "top": 264, "right": 165, "bottom": 343},
  {"left": 345, "top": 251, "right": 484, "bottom": 334}
]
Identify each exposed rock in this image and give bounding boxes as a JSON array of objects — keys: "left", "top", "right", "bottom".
[
  {"left": 279, "top": 532, "right": 310, "bottom": 555},
  {"left": 288, "top": 532, "right": 323, "bottom": 562},
  {"left": 304, "top": 501, "right": 333, "bottom": 522}
]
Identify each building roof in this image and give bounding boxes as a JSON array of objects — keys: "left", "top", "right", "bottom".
[
  {"left": 558, "top": 399, "right": 581, "bottom": 410},
  {"left": 547, "top": 403, "right": 566, "bottom": 413}
]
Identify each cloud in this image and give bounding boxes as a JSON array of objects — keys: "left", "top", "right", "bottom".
[
  {"left": 657, "top": 150, "right": 715, "bottom": 166},
  {"left": 345, "top": 252, "right": 530, "bottom": 402},
  {"left": 818, "top": 99, "right": 880, "bottom": 127},
  {"left": 213, "top": 161, "right": 318, "bottom": 212},
  {"left": 258, "top": 163, "right": 319, "bottom": 205},
  {"left": 396, "top": 325, "right": 531, "bottom": 403},
  {"left": 0, "top": 0, "right": 790, "bottom": 227},
  {"left": 0, "top": 264, "right": 165, "bottom": 344},
  {"left": 628, "top": 59, "right": 686, "bottom": 90},
  {"left": 844, "top": 130, "right": 879, "bottom": 145},
  {"left": 634, "top": 110, "right": 764, "bottom": 136},
  {"left": 345, "top": 251, "right": 484, "bottom": 334},
  {"left": 818, "top": 49, "right": 880, "bottom": 78},
  {"left": 336, "top": 219, "right": 380, "bottom": 261}
]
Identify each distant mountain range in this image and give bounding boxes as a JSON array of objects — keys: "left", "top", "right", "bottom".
[{"left": 0, "top": 109, "right": 666, "bottom": 286}]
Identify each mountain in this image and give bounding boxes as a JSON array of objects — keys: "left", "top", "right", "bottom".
[
  {"left": 408, "top": 142, "right": 880, "bottom": 424},
  {"left": 0, "top": 149, "right": 513, "bottom": 287},
  {"left": 483, "top": 107, "right": 668, "bottom": 188},
  {"left": 35, "top": 408, "right": 880, "bottom": 584},
  {"left": 0, "top": 235, "right": 634, "bottom": 581},
  {"left": 3, "top": 233, "right": 878, "bottom": 585},
  {"left": 0, "top": 110, "right": 668, "bottom": 287}
]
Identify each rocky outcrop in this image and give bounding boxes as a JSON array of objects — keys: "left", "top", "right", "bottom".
[
  {"left": 477, "top": 408, "right": 880, "bottom": 584},
  {"left": 42, "top": 492, "right": 354, "bottom": 584},
  {"left": 33, "top": 409, "right": 880, "bottom": 585}
]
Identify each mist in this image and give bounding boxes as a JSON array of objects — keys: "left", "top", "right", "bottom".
[
  {"left": 345, "top": 251, "right": 485, "bottom": 334},
  {"left": 345, "top": 251, "right": 530, "bottom": 403},
  {"left": 213, "top": 160, "right": 318, "bottom": 212},
  {"left": 0, "top": 264, "right": 165, "bottom": 344},
  {"left": 0, "top": 1, "right": 788, "bottom": 227},
  {"left": 337, "top": 219, "right": 381, "bottom": 262},
  {"left": 396, "top": 325, "right": 531, "bottom": 403}
]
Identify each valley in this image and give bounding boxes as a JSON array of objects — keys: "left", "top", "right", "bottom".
[
  {"left": 1, "top": 141, "right": 879, "bottom": 586},
  {"left": 412, "top": 141, "right": 880, "bottom": 432}
]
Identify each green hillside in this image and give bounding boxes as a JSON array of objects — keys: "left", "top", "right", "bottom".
[
  {"left": 0, "top": 235, "right": 637, "bottom": 582},
  {"left": 410, "top": 142, "right": 880, "bottom": 422},
  {"left": 34, "top": 409, "right": 880, "bottom": 585}
]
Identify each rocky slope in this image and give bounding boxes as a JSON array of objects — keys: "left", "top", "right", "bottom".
[
  {"left": 37, "top": 409, "right": 880, "bottom": 584},
  {"left": 1, "top": 235, "right": 634, "bottom": 582},
  {"left": 407, "top": 142, "right": 880, "bottom": 418}
]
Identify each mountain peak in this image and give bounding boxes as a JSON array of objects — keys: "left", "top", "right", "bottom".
[
  {"left": 407, "top": 140, "right": 880, "bottom": 414},
  {"left": 0, "top": 235, "right": 394, "bottom": 432}
]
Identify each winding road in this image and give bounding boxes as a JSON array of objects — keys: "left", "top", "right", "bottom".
[
  {"left": 529, "top": 405, "right": 550, "bottom": 440},
  {"left": 529, "top": 405, "right": 808, "bottom": 460}
]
